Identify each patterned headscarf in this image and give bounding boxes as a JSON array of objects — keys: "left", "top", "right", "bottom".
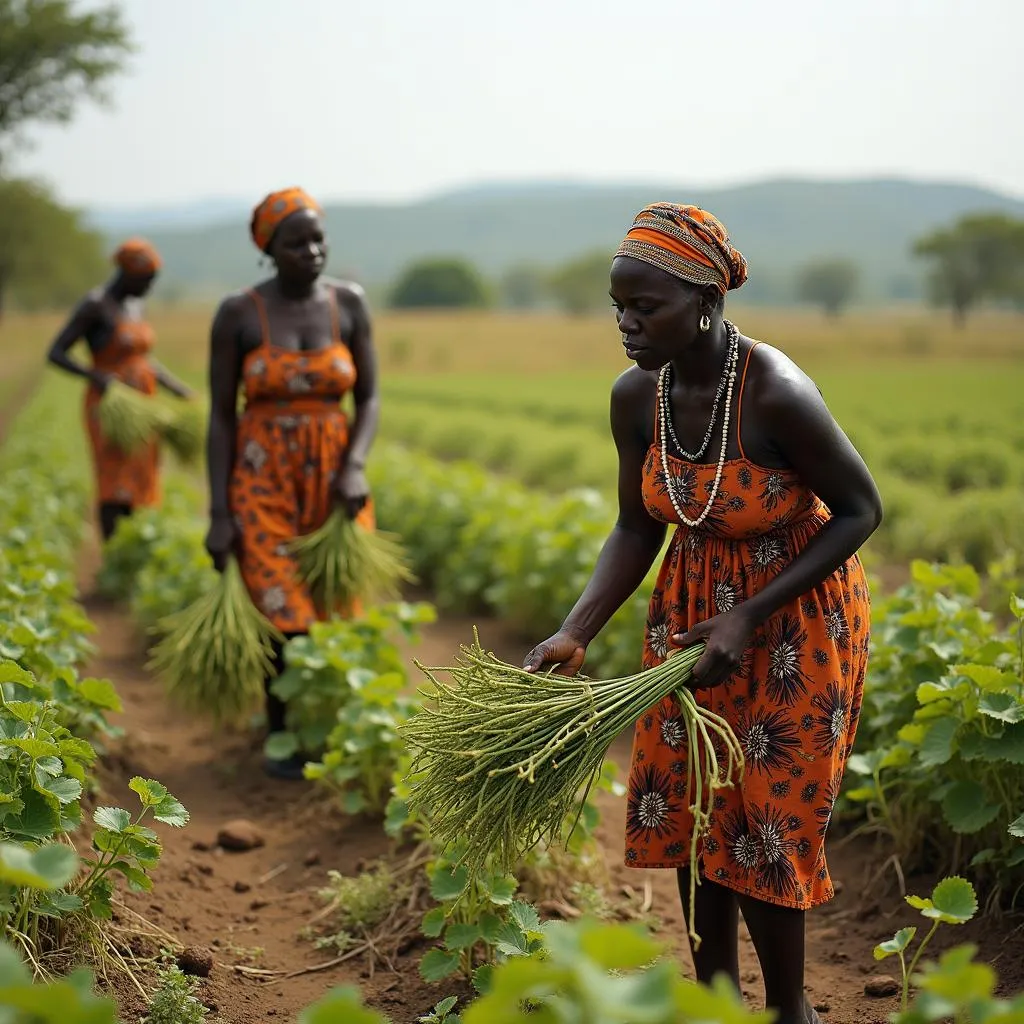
[
  {"left": 250, "top": 187, "right": 323, "bottom": 253},
  {"left": 615, "top": 203, "right": 747, "bottom": 295},
  {"left": 114, "top": 238, "right": 162, "bottom": 276}
]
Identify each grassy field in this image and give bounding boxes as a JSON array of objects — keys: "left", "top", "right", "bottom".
[{"left": 3, "top": 303, "right": 1023, "bottom": 569}]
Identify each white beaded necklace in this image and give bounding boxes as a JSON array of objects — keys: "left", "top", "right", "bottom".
[{"left": 658, "top": 320, "right": 740, "bottom": 528}]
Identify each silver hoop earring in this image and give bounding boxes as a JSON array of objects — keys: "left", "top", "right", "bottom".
[{"left": 699, "top": 314, "right": 711, "bottom": 332}]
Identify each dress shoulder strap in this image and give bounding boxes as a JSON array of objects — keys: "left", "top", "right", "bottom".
[
  {"left": 246, "top": 289, "right": 272, "bottom": 348},
  {"left": 736, "top": 341, "right": 761, "bottom": 462}
]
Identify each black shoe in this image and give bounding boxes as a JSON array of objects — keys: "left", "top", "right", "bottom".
[{"left": 262, "top": 753, "right": 307, "bottom": 781}]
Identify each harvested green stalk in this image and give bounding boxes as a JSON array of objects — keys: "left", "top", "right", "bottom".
[
  {"left": 148, "top": 556, "right": 283, "bottom": 724},
  {"left": 289, "top": 508, "right": 415, "bottom": 613},
  {"left": 159, "top": 401, "right": 205, "bottom": 465},
  {"left": 401, "top": 634, "right": 744, "bottom": 949},
  {"left": 98, "top": 380, "right": 170, "bottom": 453}
]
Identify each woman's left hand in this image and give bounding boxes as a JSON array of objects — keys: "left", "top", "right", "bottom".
[
  {"left": 672, "top": 607, "right": 756, "bottom": 689},
  {"left": 333, "top": 463, "right": 370, "bottom": 519}
]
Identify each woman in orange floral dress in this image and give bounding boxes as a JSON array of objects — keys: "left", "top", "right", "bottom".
[
  {"left": 47, "top": 239, "right": 193, "bottom": 540},
  {"left": 205, "top": 188, "right": 379, "bottom": 780},
  {"left": 525, "top": 204, "right": 882, "bottom": 1024}
]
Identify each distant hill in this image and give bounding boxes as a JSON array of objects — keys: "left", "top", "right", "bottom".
[{"left": 92, "top": 178, "right": 1024, "bottom": 303}]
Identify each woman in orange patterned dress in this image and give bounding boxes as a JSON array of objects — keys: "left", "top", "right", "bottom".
[
  {"left": 205, "top": 188, "right": 379, "bottom": 780},
  {"left": 47, "top": 239, "right": 193, "bottom": 540},
  {"left": 524, "top": 204, "right": 882, "bottom": 1023}
]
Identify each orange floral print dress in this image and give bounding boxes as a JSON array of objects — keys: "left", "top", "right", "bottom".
[
  {"left": 229, "top": 290, "right": 374, "bottom": 632},
  {"left": 84, "top": 318, "right": 161, "bottom": 508},
  {"left": 625, "top": 344, "right": 870, "bottom": 910}
]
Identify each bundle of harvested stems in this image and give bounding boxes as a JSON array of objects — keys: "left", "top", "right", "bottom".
[
  {"left": 289, "top": 508, "right": 415, "bottom": 613},
  {"left": 98, "top": 381, "right": 170, "bottom": 453},
  {"left": 401, "top": 633, "right": 744, "bottom": 948},
  {"left": 159, "top": 402, "right": 205, "bottom": 465},
  {"left": 148, "top": 557, "right": 283, "bottom": 724}
]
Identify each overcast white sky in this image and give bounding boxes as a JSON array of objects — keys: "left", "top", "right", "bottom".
[{"left": 16, "top": 0, "right": 1024, "bottom": 208}]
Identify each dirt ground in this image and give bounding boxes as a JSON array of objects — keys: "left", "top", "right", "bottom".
[{"left": 77, "top": 549, "right": 1024, "bottom": 1024}]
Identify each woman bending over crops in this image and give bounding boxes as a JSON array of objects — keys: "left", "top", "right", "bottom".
[
  {"left": 47, "top": 239, "right": 193, "bottom": 541},
  {"left": 524, "top": 204, "right": 882, "bottom": 1024},
  {"left": 205, "top": 187, "right": 379, "bottom": 781}
]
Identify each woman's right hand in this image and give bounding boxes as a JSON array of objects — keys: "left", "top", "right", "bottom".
[
  {"left": 523, "top": 628, "right": 588, "bottom": 677},
  {"left": 205, "top": 514, "right": 238, "bottom": 572}
]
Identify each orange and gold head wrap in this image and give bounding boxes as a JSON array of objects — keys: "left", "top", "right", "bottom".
[
  {"left": 113, "top": 238, "right": 161, "bottom": 277},
  {"left": 615, "top": 203, "right": 747, "bottom": 295},
  {"left": 250, "top": 187, "right": 323, "bottom": 253}
]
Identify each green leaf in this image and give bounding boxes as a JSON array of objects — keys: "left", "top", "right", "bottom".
[
  {"left": 471, "top": 963, "right": 494, "bottom": 995},
  {"left": 298, "top": 986, "right": 388, "bottom": 1024},
  {"left": 429, "top": 865, "right": 468, "bottom": 902},
  {"left": 873, "top": 926, "right": 916, "bottom": 959},
  {"left": 75, "top": 677, "right": 122, "bottom": 712},
  {"left": 483, "top": 874, "right": 518, "bottom": 905},
  {"left": 128, "top": 777, "right": 167, "bottom": 808},
  {"left": 35, "top": 889, "right": 83, "bottom": 917},
  {"left": 1007, "top": 846, "right": 1024, "bottom": 868},
  {"left": 421, "top": 907, "right": 447, "bottom": 938},
  {"left": 941, "top": 781, "right": 1001, "bottom": 834},
  {"left": 1, "top": 737, "right": 59, "bottom": 759},
  {"left": 1009, "top": 813, "right": 1024, "bottom": 838},
  {"left": 419, "top": 948, "right": 460, "bottom": 983},
  {"left": 93, "top": 806, "right": 131, "bottom": 833},
  {"left": 918, "top": 717, "right": 959, "bottom": 767},
  {"left": 128, "top": 779, "right": 189, "bottom": 827},
  {"left": 445, "top": 922, "right": 482, "bottom": 951},
  {"left": 507, "top": 900, "right": 541, "bottom": 934},
  {"left": 0, "top": 842, "right": 78, "bottom": 889},
  {"left": 7, "top": 790, "right": 60, "bottom": 840},
  {"left": 978, "top": 693, "right": 1024, "bottom": 723},
  {"left": 264, "top": 732, "right": 300, "bottom": 761},
  {"left": 1010, "top": 594, "right": 1024, "bottom": 621},
  {"left": 956, "top": 664, "right": 1020, "bottom": 692},
  {"left": 341, "top": 791, "right": 366, "bottom": 815},
  {"left": 109, "top": 861, "right": 153, "bottom": 892},
  {"left": 929, "top": 876, "right": 978, "bottom": 923},
  {"left": 577, "top": 921, "right": 662, "bottom": 971},
  {"left": 39, "top": 775, "right": 82, "bottom": 805},
  {"left": 0, "top": 661, "right": 37, "bottom": 688}
]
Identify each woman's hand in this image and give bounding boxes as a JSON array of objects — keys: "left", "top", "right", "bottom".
[
  {"left": 171, "top": 382, "right": 195, "bottom": 400},
  {"left": 205, "top": 513, "right": 238, "bottom": 572},
  {"left": 523, "top": 628, "right": 588, "bottom": 677},
  {"left": 672, "top": 608, "right": 756, "bottom": 689},
  {"left": 332, "top": 463, "right": 370, "bottom": 519}
]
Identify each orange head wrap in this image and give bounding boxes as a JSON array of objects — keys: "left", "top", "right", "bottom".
[
  {"left": 114, "top": 238, "right": 161, "bottom": 277},
  {"left": 250, "top": 187, "right": 323, "bottom": 253},
  {"left": 615, "top": 203, "right": 747, "bottom": 295}
]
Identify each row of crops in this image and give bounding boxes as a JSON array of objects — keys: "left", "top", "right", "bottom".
[
  {"left": 378, "top": 363, "right": 1024, "bottom": 569},
  {"left": 2, "top": 370, "right": 1023, "bottom": 1020}
]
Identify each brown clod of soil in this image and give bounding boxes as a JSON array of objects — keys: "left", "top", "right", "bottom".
[
  {"left": 864, "top": 975, "right": 899, "bottom": 998},
  {"left": 233, "top": 880, "right": 251, "bottom": 893},
  {"left": 217, "top": 820, "right": 265, "bottom": 851},
  {"left": 303, "top": 849, "right": 321, "bottom": 867},
  {"left": 177, "top": 946, "right": 214, "bottom": 978}
]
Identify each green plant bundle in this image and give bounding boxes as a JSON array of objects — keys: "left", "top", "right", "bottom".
[
  {"left": 402, "top": 636, "right": 743, "bottom": 948},
  {"left": 148, "top": 557, "right": 283, "bottom": 724},
  {"left": 289, "top": 509, "right": 416, "bottom": 613},
  {"left": 158, "top": 401, "right": 205, "bottom": 466},
  {"left": 97, "top": 381, "right": 170, "bottom": 454}
]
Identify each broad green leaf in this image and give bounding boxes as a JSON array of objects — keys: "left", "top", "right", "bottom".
[
  {"left": 978, "top": 693, "right": 1024, "bottom": 723},
  {"left": 128, "top": 777, "right": 167, "bottom": 808},
  {"left": 479, "top": 912, "right": 505, "bottom": 944},
  {"left": 918, "top": 717, "right": 959, "bottom": 767},
  {"left": 941, "top": 781, "right": 1000, "bottom": 834},
  {"left": 264, "top": 731, "right": 300, "bottom": 761},
  {"left": 39, "top": 775, "right": 82, "bottom": 805},
  {"left": 430, "top": 865, "right": 468, "bottom": 902},
  {"left": 0, "top": 661, "right": 36, "bottom": 688},
  {"left": 483, "top": 874, "right": 518, "bottom": 905},
  {"left": 956, "top": 664, "right": 1020, "bottom": 692},
  {"left": 58, "top": 737, "right": 96, "bottom": 764},
  {"left": 1009, "top": 813, "right": 1024, "bottom": 838},
  {"left": 1, "top": 737, "right": 59, "bottom": 759},
  {"left": 507, "top": 900, "right": 541, "bottom": 934},
  {"left": 471, "top": 963, "right": 494, "bottom": 995},
  {"left": 1007, "top": 846, "right": 1024, "bottom": 868},
  {"left": 434, "top": 996, "right": 459, "bottom": 1016},
  {"left": 0, "top": 842, "right": 78, "bottom": 889},
  {"left": 297, "top": 986, "right": 388, "bottom": 1024},
  {"left": 873, "top": 926, "right": 916, "bottom": 959},
  {"left": 75, "top": 678, "right": 122, "bottom": 712},
  {"left": 492, "top": 921, "right": 530, "bottom": 958},
  {"left": 419, "top": 948, "right": 460, "bottom": 983},
  {"left": 341, "top": 791, "right": 366, "bottom": 815},
  {"left": 35, "top": 890, "right": 84, "bottom": 917},
  {"left": 383, "top": 798, "right": 409, "bottom": 838},
  {"left": 444, "top": 922, "right": 482, "bottom": 951},
  {"left": 93, "top": 806, "right": 131, "bottom": 833},
  {"left": 1010, "top": 594, "right": 1024, "bottom": 621},
  {"left": 577, "top": 921, "right": 662, "bottom": 971},
  {"left": 907, "top": 876, "right": 978, "bottom": 924},
  {"left": 421, "top": 906, "right": 447, "bottom": 938},
  {"left": 6, "top": 790, "right": 60, "bottom": 840},
  {"left": 109, "top": 861, "right": 153, "bottom": 892}
]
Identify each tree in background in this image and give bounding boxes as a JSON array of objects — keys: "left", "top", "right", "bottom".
[
  {"left": 0, "top": 0, "right": 131, "bottom": 314},
  {"left": 0, "top": 0, "right": 132, "bottom": 163},
  {"left": 795, "top": 258, "right": 860, "bottom": 318},
  {"left": 913, "top": 213, "right": 1024, "bottom": 326},
  {"left": 388, "top": 257, "right": 491, "bottom": 309},
  {"left": 0, "top": 177, "right": 105, "bottom": 317},
  {"left": 547, "top": 250, "right": 612, "bottom": 316},
  {"left": 499, "top": 263, "right": 547, "bottom": 310}
]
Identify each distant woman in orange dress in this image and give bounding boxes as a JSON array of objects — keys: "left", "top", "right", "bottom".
[
  {"left": 524, "top": 204, "right": 882, "bottom": 1024},
  {"left": 47, "top": 239, "right": 193, "bottom": 540},
  {"left": 205, "top": 188, "right": 379, "bottom": 780}
]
